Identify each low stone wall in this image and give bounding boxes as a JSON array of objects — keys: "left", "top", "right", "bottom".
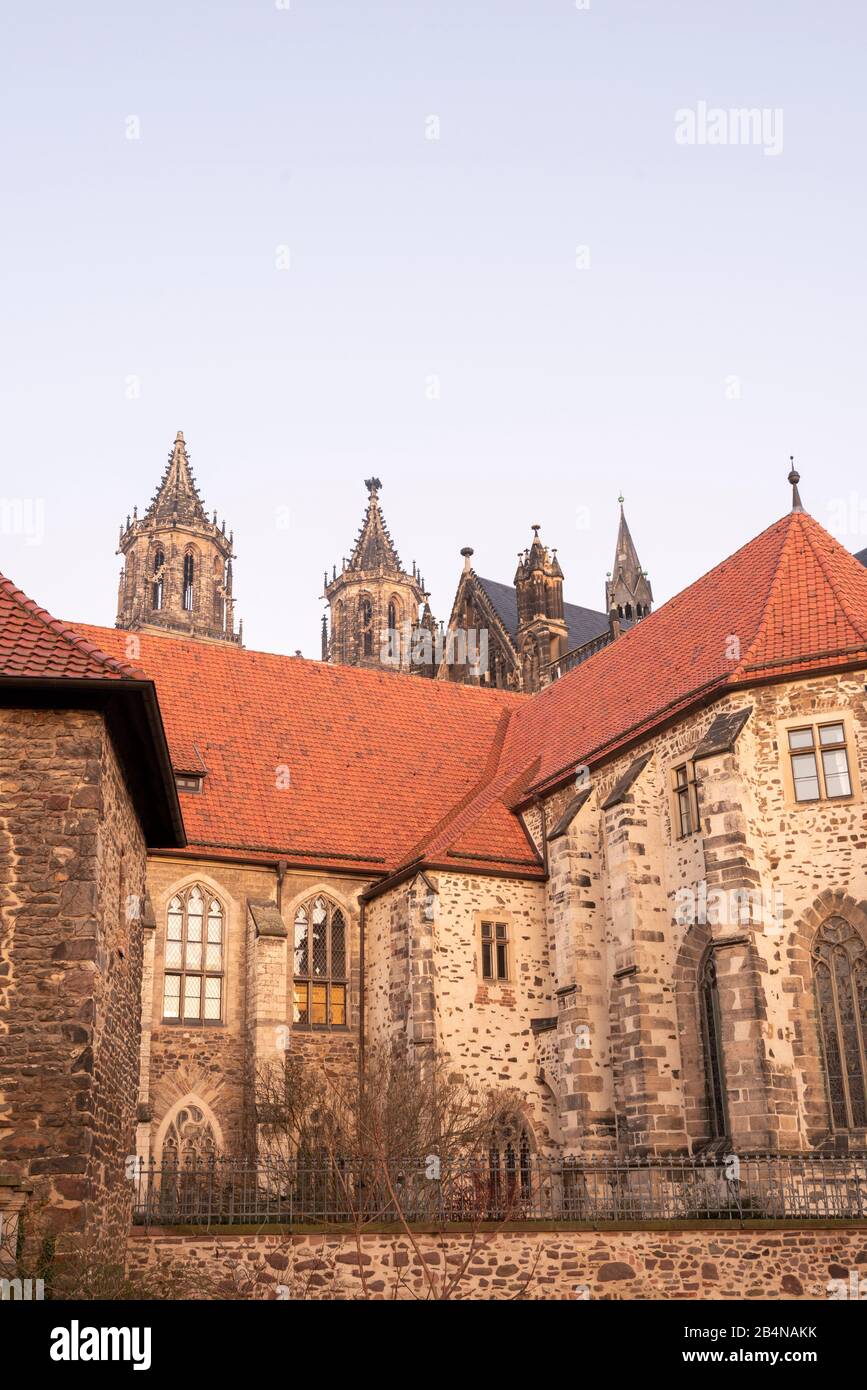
[{"left": 127, "top": 1226, "right": 867, "bottom": 1300}]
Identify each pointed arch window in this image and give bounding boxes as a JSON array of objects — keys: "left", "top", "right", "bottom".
[
  {"left": 488, "top": 1118, "right": 533, "bottom": 1210},
  {"left": 293, "top": 895, "right": 348, "bottom": 1028},
  {"left": 359, "top": 597, "right": 374, "bottom": 657},
  {"left": 183, "top": 552, "right": 195, "bottom": 611},
  {"left": 162, "top": 1103, "right": 219, "bottom": 1165},
  {"left": 151, "top": 548, "right": 165, "bottom": 610},
  {"left": 162, "top": 886, "right": 224, "bottom": 1024},
  {"left": 699, "top": 949, "right": 728, "bottom": 1139},
  {"left": 812, "top": 917, "right": 867, "bottom": 1130}
]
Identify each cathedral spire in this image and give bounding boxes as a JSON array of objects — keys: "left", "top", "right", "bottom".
[
  {"left": 347, "top": 477, "right": 403, "bottom": 572},
  {"left": 605, "top": 496, "right": 652, "bottom": 625},
  {"left": 145, "top": 430, "right": 209, "bottom": 528}
]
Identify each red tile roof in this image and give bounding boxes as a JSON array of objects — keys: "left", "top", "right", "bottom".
[
  {"left": 0, "top": 574, "right": 144, "bottom": 680},
  {"left": 498, "top": 510, "right": 867, "bottom": 801},
  {"left": 66, "top": 624, "right": 540, "bottom": 876},
  {"left": 41, "top": 506, "right": 867, "bottom": 881},
  {"left": 411, "top": 510, "right": 867, "bottom": 865}
]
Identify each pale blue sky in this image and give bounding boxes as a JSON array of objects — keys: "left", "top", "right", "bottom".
[{"left": 1, "top": 0, "right": 865, "bottom": 654}]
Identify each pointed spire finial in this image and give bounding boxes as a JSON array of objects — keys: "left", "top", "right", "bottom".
[
  {"left": 618, "top": 493, "right": 624, "bottom": 509},
  {"left": 365, "top": 476, "right": 382, "bottom": 495},
  {"left": 788, "top": 456, "right": 803, "bottom": 513}
]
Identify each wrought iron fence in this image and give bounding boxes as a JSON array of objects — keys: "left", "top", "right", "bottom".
[{"left": 131, "top": 1151, "right": 867, "bottom": 1229}]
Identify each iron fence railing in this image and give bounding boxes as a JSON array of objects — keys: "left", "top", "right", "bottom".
[{"left": 131, "top": 1151, "right": 867, "bottom": 1229}]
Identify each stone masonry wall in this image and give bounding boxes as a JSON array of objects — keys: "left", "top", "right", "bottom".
[
  {"left": 0, "top": 707, "right": 147, "bottom": 1261},
  {"left": 127, "top": 1225, "right": 867, "bottom": 1300},
  {"left": 538, "top": 669, "right": 867, "bottom": 1156},
  {"left": 366, "top": 872, "right": 557, "bottom": 1147}
]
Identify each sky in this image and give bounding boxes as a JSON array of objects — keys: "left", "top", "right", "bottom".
[{"left": 1, "top": 0, "right": 866, "bottom": 656}]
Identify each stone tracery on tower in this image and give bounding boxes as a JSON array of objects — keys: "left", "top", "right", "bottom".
[
  {"left": 322, "top": 477, "right": 437, "bottom": 675},
  {"left": 116, "top": 430, "right": 241, "bottom": 645}
]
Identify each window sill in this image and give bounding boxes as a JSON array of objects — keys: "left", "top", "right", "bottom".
[
  {"left": 292, "top": 1024, "right": 352, "bottom": 1034},
  {"left": 160, "top": 1019, "right": 226, "bottom": 1029}
]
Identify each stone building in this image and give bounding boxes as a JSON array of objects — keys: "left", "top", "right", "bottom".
[
  {"left": 0, "top": 578, "right": 183, "bottom": 1261},
  {"left": 323, "top": 476, "right": 651, "bottom": 691},
  {"left": 4, "top": 447, "right": 867, "bottom": 1258}
]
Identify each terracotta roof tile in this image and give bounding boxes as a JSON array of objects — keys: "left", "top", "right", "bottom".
[
  {"left": 66, "top": 624, "right": 534, "bottom": 874},
  {"left": 0, "top": 574, "right": 143, "bottom": 680},
  {"left": 48, "top": 507, "right": 867, "bottom": 879}
]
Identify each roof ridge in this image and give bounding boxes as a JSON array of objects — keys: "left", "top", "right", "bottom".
[
  {"left": 78, "top": 620, "right": 525, "bottom": 704},
  {"left": 524, "top": 512, "right": 795, "bottom": 709},
  {"left": 396, "top": 707, "right": 514, "bottom": 867},
  {"left": 798, "top": 513, "right": 867, "bottom": 646},
  {"left": 728, "top": 512, "right": 799, "bottom": 679},
  {"left": 1, "top": 575, "right": 144, "bottom": 679}
]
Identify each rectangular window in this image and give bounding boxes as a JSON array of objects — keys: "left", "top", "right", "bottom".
[
  {"left": 481, "top": 921, "right": 509, "bottom": 982},
  {"left": 788, "top": 723, "right": 853, "bottom": 802},
  {"left": 673, "top": 762, "right": 699, "bottom": 838},
  {"left": 175, "top": 774, "right": 203, "bottom": 794}
]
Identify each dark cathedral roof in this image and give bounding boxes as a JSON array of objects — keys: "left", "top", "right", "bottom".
[
  {"left": 855, "top": 547, "right": 867, "bottom": 568},
  {"left": 475, "top": 576, "right": 609, "bottom": 652}
]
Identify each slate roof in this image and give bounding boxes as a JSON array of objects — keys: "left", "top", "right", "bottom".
[{"left": 476, "top": 576, "right": 609, "bottom": 652}]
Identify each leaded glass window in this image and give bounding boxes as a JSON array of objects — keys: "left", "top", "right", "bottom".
[
  {"left": 162, "top": 886, "right": 224, "bottom": 1023},
  {"left": 812, "top": 917, "right": 867, "bottom": 1130},
  {"left": 293, "top": 896, "right": 348, "bottom": 1028}
]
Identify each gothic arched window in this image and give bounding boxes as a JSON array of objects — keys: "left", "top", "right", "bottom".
[
  {"left": 293, "top": 895, "right": 348, "bottom": 1028},
  {"left": 162, "top": 1103, "right": 218, "bottom": 1166},
  {"left": 151, "top": 548, "right": 165, "bottom": 610},
  {"left": 183, "top": 552, "right": 195, "bottom": 611},
  {"left": 162, "top": 886, "right": 224, "bottom": 1024},
  {"left": 699, "top": 949, "right": 728, "bottom": 1139},
  {"left": 812, "top": 917, "right": 867, "bottom": 1131},
  {"left": 213, "top": 555, "right": 225, "bottom": 628},
  {"left": 388, "top": 598, "right": 399, "bottom": 634},
  {"left": 488, "top": 1118, "right": 533, "bottom": 1211},
  {"left": 359, "top": 597, "right": 373, "bottom": 657}
]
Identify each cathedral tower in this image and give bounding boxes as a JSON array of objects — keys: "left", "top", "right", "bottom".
[
  {"left": 514, "top": 525, "right": 569, "bottom": 690},
  {"left": 116, "top": 430, "right": 241, "bottom": 645},
  {"left": 323, "top": 478, "right": 433, "bottom": 674},
  {"left": 605, "top": 496, "right": 652, "bottom": 626}
]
